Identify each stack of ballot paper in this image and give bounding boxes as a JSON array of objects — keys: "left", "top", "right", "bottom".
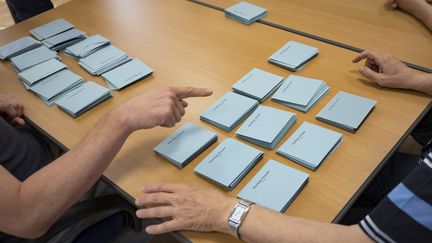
[
  {"left": 277, "top": 122, "right": 342, "bottom": 170},
  {"left": 268, "top": 41, "right": 318, "bottom": 71},
  {"left": 195, "top": 138, "right": 263, "bottom": 190},
  {"left": 78, "top": 45, "right": 130, "bottom": 75},
  {"left": 238, "top": 159, "right": 309, "bottom": 212},
  {"left": 200, "top": 92, "right": 258, "bottom": 132},
  {"left": 236, "top": 106, "right": 296, "bottom": 149},
  {"left": 42, "top": 28, "right": 86, "bottom": 51},
  {"left": 224, "top": 2, "right": 267, "bottom": 25},
  {"left": 232, "top": 68, "right": 284, "bottom": 102},
  {"left": 101, "top": 59, "right": 153, "bottom": 90},
  {"left": 18, "top": 59, "right": 67, "bottom": 89},
  {"left": 316, "top": 91, "right": 377, "bottom": 132},
  {"left": 10, "top": 45, "right": 59, "bottom": 72},
  {"left": 272, "top": 75, "right": 329, "bottom": 112},
  {"left": 65, "top": 34, "right": 111, "bottom": 59},
  {"left": 29, "top": 70, "right": 84, "bottom": 106},
  {"left": 55, "top": 81, "right": 112, "bottom": 117},
  {"left": 30, "top": 19, "right": 74, "bottom": 41},
  {"left": 153, "top": 123, "right": 218, "bottom": 168},
  {"left": 0, "top": 37, "right": 41, "bottom": 60}
]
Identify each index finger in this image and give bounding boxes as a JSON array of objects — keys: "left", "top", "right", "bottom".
[
  {"left": 171, "top": 87, "right": 213, "bottom": 100},
  {"left": 141, "top": 183, "right": 187, "bottom": 193},
  {"left": 352, "top": 50, "right": 380, "bottom": 63}
]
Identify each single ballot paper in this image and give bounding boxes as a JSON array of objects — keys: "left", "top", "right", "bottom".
[
  {"left": 42, "top": 28, "right": 86, "bottom": 51},
  {"left": 0, "top": 37, "right": 41, "bottom": 60},
  {"left": 224, "top": 1, "right": 267, "bottom": 25},
  {"left": 19, "top": 59, "right": 67, "bottom": 89},
  {"left": 101, "top": 59, "right": 153, "bottom": 90},
  {"left": 10, "top": 45, "right": 58, "bottom": 72},
  {"left": 65, "top": 34, "right": 111, "bottom": 59},
  {"left": 268, "top": 41, "right": 318, "bottom": 71},
  {"left": 30, "top": 19, "right": 74, "bottom": 41},
  {"left": 78, "top": 45, "right": 130, "bottom": 75}
]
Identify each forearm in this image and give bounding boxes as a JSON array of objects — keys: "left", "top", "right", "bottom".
[
  {"left": 409, "top": 3, "right": 432, "bottom": 31},
  {"left": 409, "top": 72, "right": 432, "bottom": 95}
]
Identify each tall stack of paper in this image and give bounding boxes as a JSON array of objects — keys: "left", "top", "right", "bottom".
[
  {"left": 272, "top": 75, "right": 329, "bottom": 112},
  {"left": 195, "top": 138, "right": 263, "bottom": 190},
  {"left": 277, "top": 122, "right": 342, "bottom": 170},
  {"left": 30, "top": 19, "right": 74, "bottom": 41},
  {"left": 268, "top": 41, "right": 318, "bottom": 71},
  {"left": 238, "top": 159, "right": 309, "bottom": 212},
  {"left": 10, "top": 45, "right": 59, "bottom": 72},
  {"left": 42, "top": 28, "right": 86, "bottom": 51},
  {"left": 65, "top": 34, "right": 111, "bottom": 59},
  {"left": 29, "top": 69, "right": 84, "bottom": 106},
  {"left": 200, "top": 92, "right": 258, "bottom": 132},
  {"left": 316, "top": 91, "right": 376, "bottom": 132},
  {"left": 0, "top": 37, "right": 41, "bottom": 60},
  {"left": 232, "top": 68, "right": 284, "bottom": 102},
  {"left": 101, "top": 59, "right": 153, "bottom": 90},
  {"left": 55, "top": 81, "right": 112, "bottom": 117},
  {"left": 236, "top": 106, "right": 296, "bottom": 149},
  {"left": 154, "top": 123, "right": 218, "bottom": 168},
  {"left": 78, "top": 45, "right": 130, "bottom": 75},
  {"left": 18, "top": 59, "right": 67, "bottom": 89},
  {"left": 224, "top": 2, "right": 267, "bottom": 25}
]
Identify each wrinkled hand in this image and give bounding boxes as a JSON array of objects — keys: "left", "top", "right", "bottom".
[
  {"left": 135, "top": 183, "right": 237, "bottom": 235},
  {"left": 0, "top": 95, "right": 25, "bottom": 126},
  {"left": 352, "top": 50, "right": 419, "bottom": 89},
  {"left": 389, "top": 0, "right": 432, "bottom": 14},
  {"left": 115, "top": 87, "right": 212, "bottom": 132}
]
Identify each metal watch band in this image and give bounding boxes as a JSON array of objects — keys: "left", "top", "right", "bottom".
[{"left": 228, "top": 199, "right": 254, "bottom": 239}]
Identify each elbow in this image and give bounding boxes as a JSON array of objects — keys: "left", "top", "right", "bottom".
[{"left": 4, "top": 215, "right": 52, "bottom": 239}]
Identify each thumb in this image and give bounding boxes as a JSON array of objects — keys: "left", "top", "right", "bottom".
[
  {"left": 12, "top": 117, "right": 25, "bottom": 126},
  {"left": 359, "top": 66, "right": 385, "bottom": 84}
]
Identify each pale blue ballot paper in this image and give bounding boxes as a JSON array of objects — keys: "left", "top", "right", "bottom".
[
  {"left": 316, "top": 91, "right": 376, "bottom": 132},
  {"left": 268, "top": 41, "right": 318, "bottom": 71},
  {"left": 154, "top": 123, "right": 217, "bottom": 168},
  {"left": 79, "top": 45, "right": 130, "bottom": 75},
  {"left": 19, "top": 59, "right": 67, "bottom": 88},
  {"left": 30, "top": 69, "right": 83, "bottom": 106},
  {"left": 236, "top": 106, "right": 296, "bottom": 149},
  {"left": 272, "top": 75, "right": 329, "bottom": 112},
  {"left": 10, "top": 45, "right": 58, "bottom": 72},
  {"left": 101, "top": 59, "right": 153, "bottom": 90},
  {"left": 0, "top": 37, "right": 41, "bottom": 60},
  {"left": 200, "top": 92, "right": 258, "bottom": 132},
  {"left": 238, "top": 159, "right": 309, "bottom": 212},
  {"left": 277, "top": 122, "right": 342, "bottom": 170},
  {"left": 65, "top": 34, "right": 110, "bottom": 59},
  {"left": 224, "top": 2, "right": 267, "bottom": 25},
  {"left": 55, "top": 81, "right": 112, "bottom": 118},
  {"left": 195, "top": 138, "right": 263, "bottom": 190},
  {"left": 30, "top": 19, "right": 74, "bottom": 41},
  {"left": 42, "top": 28, "right": 86, "bottom": 51},
  {"left": 232, "top": 68, "right": 284, "bottom": 102}
]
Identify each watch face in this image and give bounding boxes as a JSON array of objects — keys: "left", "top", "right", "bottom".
[{"left": 232, "top": 205, "right": 246, "bottom": 221}]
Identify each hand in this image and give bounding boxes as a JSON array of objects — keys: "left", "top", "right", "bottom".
[
  {"left": 114, "top": 87, "right": 212, "bottom": 132},
  {"left": 389, "top": 0, "right": 432, "bottom": 15},
  {"left": 0, "top": 95, "right": 25, "bottom": 126},
  {"left": 135, "top": 183, "right": 237, "bottom": 235},
  {"left": 352, "top": 50, "right": 420, "bottom": 89}
]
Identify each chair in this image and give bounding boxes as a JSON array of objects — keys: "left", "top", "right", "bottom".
[{"left": 5, "top": 0, "right": 54, "bottom": 23}]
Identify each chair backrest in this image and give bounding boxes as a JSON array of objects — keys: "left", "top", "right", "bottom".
[{"left": 5, "top": 0, "right": 54, "bottom": 23}]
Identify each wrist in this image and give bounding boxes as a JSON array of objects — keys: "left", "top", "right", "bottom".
[
  {"left": 105, "top": 108, "right": 135, "bottom": 136},
  {"left": 411, "top": 72, "right": 432, "bottom": 95},
  {"left": 215, "top": 197, "right": 238, "bottom": 235}
]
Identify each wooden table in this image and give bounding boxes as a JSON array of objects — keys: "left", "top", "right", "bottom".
[
  {"left": 191, "top": 0, "right": 432, "bottom": 71},
  {"left": 0, "top": 0, "right": 430, "bottom": 242}
]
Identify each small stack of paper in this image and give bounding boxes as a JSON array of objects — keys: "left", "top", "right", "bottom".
[
  {"left": 42, "top": 28, "right": 86, "bottom": 51},
  {"left": 268, "top": 41, "right": 318, "bottom": 71},
  {"left": 154, "top": 123, "right": 218, "bottom": 168},
  {"left": 232, "top": 68, "right": 284, "bottom": 102},
  {"left": 10, "top": 45, "right": 59, "bottom": 72},
  {"left": 101, "top": 59, "right": 153, "bottom": 90},
  {"left": 272, "top": 75, "right": 329, "bottom": 112},
  {"left": 236, "top": 106, "right": 296, "bottom": 149},
  {"left": 277, "top": 122, "right": 342, "bottom": 170},
  {"left": 195, "top": 138, "right": 263, "bottom": 190},
  {"left": 55, "top": 81, "right": 112, "bottom": 117},
  {"left": 224, "top": 2, "right": 267, "bottom": 25},
  {"left": 18, "top": 59, "right": 67, "bottom": 89},
  {"left": 78, "top": 45, "right": 130, "bottom": 75},
  {"left": 238, "top": 159, "right": 309, "bottom": 212},
  {"left": 316, "top": 91, "right": 376, "bottom": 132},
  {"left": 65, "top": 34, "right": 111, "bottom": 59},
  {"left": 29, "top": 69, "right": 84, "bottom": 106},
  {"left": 200, "top": 92, "right": 258, "bottom": 132},
  {"left": 0, "top": 37, "right": 41, "bottom": 60},
  {"left": 30, "top": 19, "right": 74, "bottom": 41}
]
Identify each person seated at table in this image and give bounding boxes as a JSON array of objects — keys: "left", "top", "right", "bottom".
[
  {"left": 389, "top": 0, "right": 432, "bottom": 30},
  {"left": 0, "top": 86, "right": 212, "bottom": 241}
]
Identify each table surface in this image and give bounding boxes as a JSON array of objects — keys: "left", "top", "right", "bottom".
[
  {"left": 0, "top": 0, "right": 430, "bottom": 242},
  {"left": 193, "top": 0, "right": 432, "bottom": 71}
]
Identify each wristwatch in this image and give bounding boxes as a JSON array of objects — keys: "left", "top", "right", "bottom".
[{"left": 228, "top": 199, "right": 254, "bottom": 239}]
